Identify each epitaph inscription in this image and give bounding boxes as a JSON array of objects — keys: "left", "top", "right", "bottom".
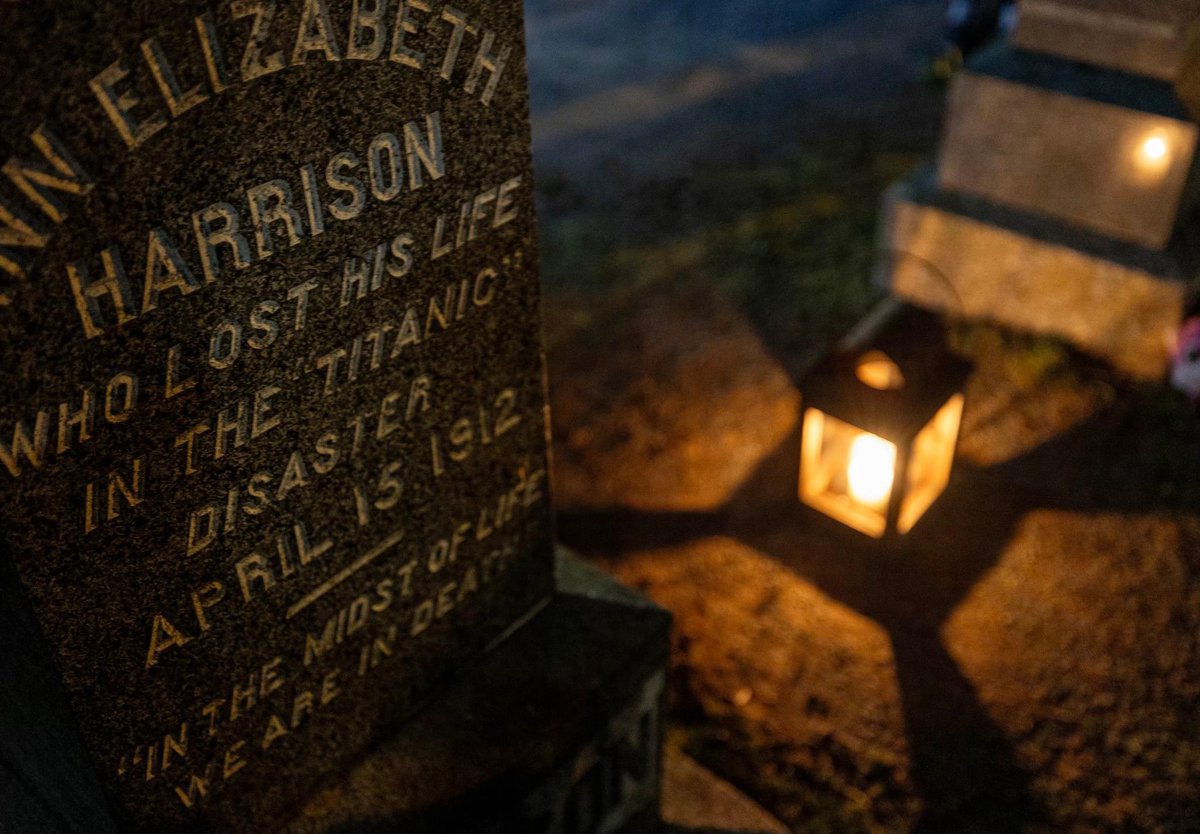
[{"left": 0, "top": 1, "right": 553, "bottom": 831}]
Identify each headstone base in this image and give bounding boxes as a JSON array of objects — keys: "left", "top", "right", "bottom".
[
  {"left": 287, "top": 548, "right": 672, "bottom": 834},
  {"left": 878, "top": 174, "right": 1198, "bottom": 379}
]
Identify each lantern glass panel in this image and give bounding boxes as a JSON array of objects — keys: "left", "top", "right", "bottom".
[
  {"left": 897, "top": 393, "right": 964, "bottom": 535},
  {"left": 800, "top": 408, "right": 896, "bottom": 539}
]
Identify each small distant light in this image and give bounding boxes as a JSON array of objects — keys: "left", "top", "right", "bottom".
[
  {"left": 1142, "top": 136, "right": 1168, "bottom": 162},
  {"left": 1135, "top": 132, "right": 1173, "bottom": 177}
]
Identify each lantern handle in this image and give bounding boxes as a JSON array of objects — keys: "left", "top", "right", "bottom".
[
  {"left": 836, "top": 296, "right": 906, "bottom": 354},
  {"left": 875, "top": 245, "right": 967, "bottom": 320}
]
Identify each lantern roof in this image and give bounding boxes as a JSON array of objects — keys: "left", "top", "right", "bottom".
[{"left": 802, "top": 300, "right": 971, "bottom": 443}]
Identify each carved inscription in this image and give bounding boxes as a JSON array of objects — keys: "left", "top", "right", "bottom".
[
  {"left": 0, "top": 1, "right": 552, "bottom": 830},
  {"left": 0, "top": 0, "right": 514, "bottom": 297}
]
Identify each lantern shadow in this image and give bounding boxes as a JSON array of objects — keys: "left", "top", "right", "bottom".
[{"left": 556, "top": 394, "right": 1177, "bottom": 831}]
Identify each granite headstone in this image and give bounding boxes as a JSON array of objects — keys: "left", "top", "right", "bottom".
[
  {"left": 0, "top": 1, "right": 555, "bottom": 831},
  {"left": 882, "top": 13, "right": 1200, "bottom": 378}
]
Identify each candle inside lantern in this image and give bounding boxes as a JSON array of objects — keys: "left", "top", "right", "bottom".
[
  {"left": 846, "top": 433, "right": 896, "bottom": 507},
  {"left": 799, "top": 303, "right": 969, "bottom": 538},
  {"left": 799, "top": 410, "right": 900, "bottom": 538}
]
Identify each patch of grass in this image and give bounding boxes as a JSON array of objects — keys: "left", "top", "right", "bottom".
[
  {"left": 538, "top": 145, "right": 918, "bottom": 363},
  {"left": 951, "top": 324, "right": 1076, "bottom": 391}
]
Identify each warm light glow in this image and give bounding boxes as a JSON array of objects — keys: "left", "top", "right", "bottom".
[
  {"left": 855, "top": 351, "right": 905, "bottom": 391},
  {"left": 846, "top": 433, "right": 896, "bottom": 506},
  {"left": 1141, "top": 136, "right": 1168, "bottom": 163},
  {"left": 800, "top": 410, "right": 892, "bottom": 537},
  {"left": 897, "top": 394, "right": 964, "bottom": 534},
  {"left": 1134, "top": 131, "right": 1173, "bottom": 177}
]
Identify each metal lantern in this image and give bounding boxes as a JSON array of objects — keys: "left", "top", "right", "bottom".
[{"left": 799, "top": 302, "right": 970, "bottom": 539}]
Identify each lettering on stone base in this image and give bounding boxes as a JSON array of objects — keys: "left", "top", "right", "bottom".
[{"left": 521, "top": 671, "right": 666, "bottom": 834}]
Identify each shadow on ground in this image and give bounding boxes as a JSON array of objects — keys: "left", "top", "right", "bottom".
[{"left": 552, "top": 284, "right": 1200, "bottom": 831}]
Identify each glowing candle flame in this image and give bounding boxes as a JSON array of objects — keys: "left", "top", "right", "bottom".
[{"left": 847, "top": 433, "right": 896, "bottom": 506}]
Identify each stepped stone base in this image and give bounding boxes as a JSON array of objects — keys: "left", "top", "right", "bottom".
[
  {"left": 878, "top": 176, "right": 1198, "bottom": 379},
  {"left": 288, "top": 550, "right": 671, "bottom": 834}
]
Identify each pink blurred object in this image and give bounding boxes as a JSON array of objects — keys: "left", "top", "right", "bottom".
[{"left": 1170, "top": 318, "right": 1200, "bottom": 403}]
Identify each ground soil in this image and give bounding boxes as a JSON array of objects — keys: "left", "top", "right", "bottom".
[
  {"left": 545, "top": 278, "right": 1200, "bottom": 833},
  {"left": 526, "top": 7, "right": 1200, "bottom": 828}
]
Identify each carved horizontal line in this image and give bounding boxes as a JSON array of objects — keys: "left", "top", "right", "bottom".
[{"left": 286, "top": 528, "right": 405, "bottom": 620}]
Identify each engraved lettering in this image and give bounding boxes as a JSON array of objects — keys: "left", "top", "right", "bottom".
[
  {"left": 232, "top": 0, "right": 286, "bottom": 81},
  {"left": 89, "top": 59, "right": 169, "bottom": 149}
]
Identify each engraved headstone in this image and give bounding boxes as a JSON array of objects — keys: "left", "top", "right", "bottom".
[
  {"left": 1013, "top": 0, "right": 1200, "bottom": 83},
  {"left": 0, "top": 1, "right": 557, "bottom": 831}
]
